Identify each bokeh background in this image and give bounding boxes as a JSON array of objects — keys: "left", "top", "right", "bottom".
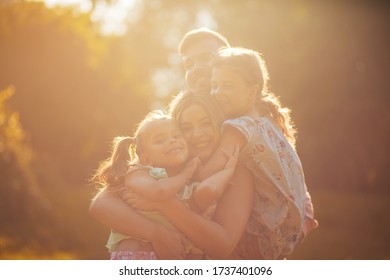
[{"left": 0, "top": 0, "right": 389, "bottom": 260}]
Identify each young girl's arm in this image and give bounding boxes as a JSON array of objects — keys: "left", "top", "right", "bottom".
[
  {"left": 126, "top": 158, "right": 199, "bottom": 201},
  {"left": 191, "top": 145, "right": 239, "bottom": 212},
  {"left": 196, "top": 126, "right": 247, "bottom": 181}
]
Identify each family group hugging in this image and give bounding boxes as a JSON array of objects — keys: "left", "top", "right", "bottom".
[{"left": 89, "top": 27, "right": 318, "bottom": 260}]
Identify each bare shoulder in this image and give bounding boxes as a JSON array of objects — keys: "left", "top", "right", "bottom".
[{"left": 125, "top": 167, "right": 152, "bottom": 182}]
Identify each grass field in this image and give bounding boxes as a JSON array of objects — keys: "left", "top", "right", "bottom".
[
  {"left": 1, "top": 187, "right": 389, "bottom": 260},
  {"left": 83, "top": 187, "right": 390, "bottom": 260}
]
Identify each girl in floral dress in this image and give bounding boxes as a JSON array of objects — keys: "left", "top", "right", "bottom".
[{"left": 196, "top": 47, "right": 318, "bottom": 259}]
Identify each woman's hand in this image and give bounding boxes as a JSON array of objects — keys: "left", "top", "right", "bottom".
[
  {"left": 121, "top": 191, "right": 189, "bottom": 259},
  {"left": 150, "top": 224, "right": 188, "bottom": 259},
  {"left": 122, "top": 191, "right": 160, "bottom": 211},
  {"left": 221, "top": 144, "right": 239, "bottom": 172}
]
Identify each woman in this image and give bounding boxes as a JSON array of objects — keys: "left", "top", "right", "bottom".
[{"left": 90, "top": 91, "right": 254, "bottom": 259}]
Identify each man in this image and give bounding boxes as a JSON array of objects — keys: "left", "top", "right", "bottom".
[{"left": 178, "top": 28, "right": 230, "bottom": 92}]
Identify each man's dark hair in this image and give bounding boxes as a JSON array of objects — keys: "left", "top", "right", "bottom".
[{"left": 178, "top": 27, "right": 230, "bottom": 56}]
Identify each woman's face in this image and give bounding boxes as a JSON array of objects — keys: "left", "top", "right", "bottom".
[{"left": 177, "top": 103, "right": 220, "bottom": 162}]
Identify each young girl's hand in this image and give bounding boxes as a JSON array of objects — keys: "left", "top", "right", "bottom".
[
  {"left": 221, "top": 144, "right": 239, "bottom": 171},
  {"left": 122, "top": 191, "right": 159, "bottom": 211}
]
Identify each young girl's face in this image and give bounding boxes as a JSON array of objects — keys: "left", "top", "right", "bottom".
[
  {"left": 211, "top": 66, "right": 256, "bottom": 118},
  {"left": 178, "top": 103, "right": 219, "bottom": 162},
  {"left": 140, "top": 119, "right": 188, "bottom": 169}
]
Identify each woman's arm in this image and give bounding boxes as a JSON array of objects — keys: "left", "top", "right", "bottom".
[
  {"left": 89, "top": 189, "right": 187, "bottom": 259},
  {"left": 192, "top": 145, "right": 239, "bottom": 212},
  {"left": 126, "top": 158, "right": 198, "bottom": 201},
  {"left": 158, "top": 165, "right": 254, "bottom": 258}
]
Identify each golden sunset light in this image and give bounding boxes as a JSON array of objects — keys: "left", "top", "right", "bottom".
[{"left": 0, "top": 0, "right": 389, "bottom": 265}]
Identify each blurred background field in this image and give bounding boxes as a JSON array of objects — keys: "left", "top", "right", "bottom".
[
  {"left": 0, "top": 0, "right": 389, "bottom": 260},
  {"left": 290, "top": 189, "right": 390, "bottom": 259}
]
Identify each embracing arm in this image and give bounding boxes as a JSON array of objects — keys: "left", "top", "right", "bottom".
[
  {"left": 192, "top": 145, "right": 239, "bottom": 212},
  {"left": 126, "top": 158, "right": 198, "bottom": 201},
  {"left": 89, "top": 189, "right": 187, "bottom": 259},
  {"left": 159, "top": 165, "right": 254, "bottom": 258}
]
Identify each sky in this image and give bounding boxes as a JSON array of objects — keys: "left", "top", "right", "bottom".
[{"left": 43, "top": 0, "right": 138, "bottom": 35}]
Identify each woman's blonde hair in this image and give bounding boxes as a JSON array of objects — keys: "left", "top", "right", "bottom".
[
  {"left": 168, "top": 90, "right": 225, "bottom": 138},
  {"left": 213, "top": 47, "right": 297, "bottom": 148},
  {"left": 91, "top": 110, "right": 169, "bottom": 194}
]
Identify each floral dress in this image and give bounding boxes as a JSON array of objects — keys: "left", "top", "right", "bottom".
[{"left": 223, "top": 116, "right": 316, "bottom": 259}]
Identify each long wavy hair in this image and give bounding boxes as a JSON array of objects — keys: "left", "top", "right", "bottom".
[{"left": 168, "top": 90, "right": 225, "bottom": 137}]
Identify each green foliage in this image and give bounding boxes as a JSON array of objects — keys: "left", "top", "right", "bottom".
[
  {"left": 0, "top": 86, "right": 37, "bottom": 227},
  {"left": 0, "top": 85, "right": 53, "bottom": 256},
  {"left": 0, "top": 1, "right": 151, "bottom": 259},
  {"left": 0, "top": 1, "right": 150, "bottom": 183}
]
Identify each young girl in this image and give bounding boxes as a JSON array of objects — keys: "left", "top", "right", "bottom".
[
  {"left": 91, "top": 110, "right": 237, "bottom": 260},
  {"left": 196, "top": 47, "right": 318, "bottom": 259}
]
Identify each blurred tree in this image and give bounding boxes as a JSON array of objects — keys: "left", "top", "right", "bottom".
[
  {"left": 0, "top": 0, "right": 389, "bottom": 259},
  {"left": 0, "top": 1, "right": 151, "bottom": 184},
  {"left": 0, "top": 86, "right": 53, "bottom": 254},
  {"left": 0, "top": 0, "right": 155, "bottom": 259}
]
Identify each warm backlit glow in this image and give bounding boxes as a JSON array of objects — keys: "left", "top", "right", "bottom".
[{"left": 44, "top": 0, "right": 138, "bottom": 35}]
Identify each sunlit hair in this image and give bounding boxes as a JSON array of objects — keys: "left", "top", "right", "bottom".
[
  {"left": 178, "top": 27, "right": 230, "bottom": 56},
  {"left": 91, "top": 110, "right": 170, "bottom": 194},
  {"left": 168, "top": 90, "right": 225, "bottom": 139},
  {"left": 213, "top": 47, "right": 297, "bottom": 148}
]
